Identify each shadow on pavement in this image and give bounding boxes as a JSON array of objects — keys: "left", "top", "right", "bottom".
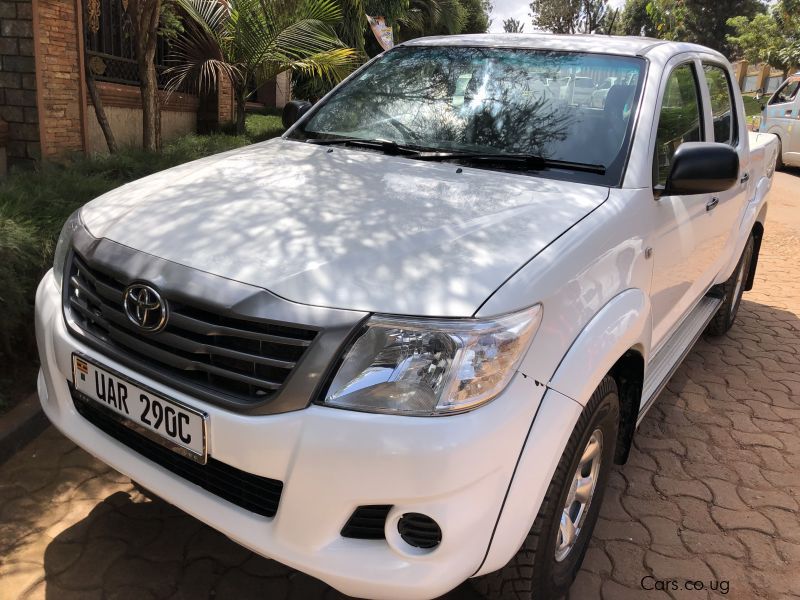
[{"left": 42, "top": 489, "right": 481, "bottom": 600}]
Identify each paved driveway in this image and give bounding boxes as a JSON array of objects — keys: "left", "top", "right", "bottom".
[{"left": 2, "top": 170, "right": 799, "bottom": 600}]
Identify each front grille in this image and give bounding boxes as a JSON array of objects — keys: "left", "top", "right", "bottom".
[
  {"left": 65, "top": 251, "right": 317, "bottom": 404},
  {"left": 341, "top": 505, "right": 392, "bottom": 539},
  {"left": 72, "top": 388, "right": 283, "bottom": 517}
]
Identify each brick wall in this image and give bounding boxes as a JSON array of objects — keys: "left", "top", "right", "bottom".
[
  {"left": 34, "top": 0, "right": 85, "bottom": 158},
  {"left": 0, "top": 0, "right": 39, "bottom": 168},
  {"left": 218, "top": 73, "right": 234, "bottom": 125}
]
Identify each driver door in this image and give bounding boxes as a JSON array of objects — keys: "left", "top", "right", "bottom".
[{"left": 648, "top": 61, "right": 716, "bottom": 351}]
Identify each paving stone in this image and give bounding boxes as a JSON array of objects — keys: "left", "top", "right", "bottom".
[
  {"left": 51, "top": 538, "right": 127, "bottom": 590},
  {"left": 710, "top": 506, "right": 775, "bottom": 535},
  {"left": 171, "top": 558, "right": 224, "bottom": 600},
  {"left": 580, "top": 545, "right": 612, "bottom": 575},
  {"left": 602, "top": 578, "right": 670, "bottom": 600},
  {"left": 593, "top": 518, "right": 650, "bottom": 544},
  {"left": 676, "top": 497, "right": 720, "bottom": 534},
  {"left": 680, "top": 529, "right": 746, "bottom": 559},
  {"left": 567, "top": 570, "right": 602, "bottom": 599},
  {"left": 604, "top": 540, "right": 645, "bottom": 588},
  {"left": 734, "top": 530, "right": 783, "bottom": 570},
  {"left": 103, "top": 556, "right": 181, "bottom": 597},
  {"left": 738, "top": 486, "right": 798, "bottom": 511},
  {"left": 653, "top": 475, "right": 712, "bottom": 501},
  {"left": 704, "top": 478, "right": 747, "bottom": 510}
]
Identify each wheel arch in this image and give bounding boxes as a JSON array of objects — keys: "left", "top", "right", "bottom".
[
  {"left": 609, "top": 348, "right": 645, "bottom": 465},
  {"left": 547, "top": 288, "right": 651, "bottom": 407},
  {"left": 744, "top": 219, "right": 765, "bottom": 292}
]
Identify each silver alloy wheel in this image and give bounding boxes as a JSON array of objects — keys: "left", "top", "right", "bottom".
[
  {"left": 730, "top": 252, "right": 748, "bottom": 319},
  {"left": 555, "top": 429, "right": 603, "bottom": 562}
]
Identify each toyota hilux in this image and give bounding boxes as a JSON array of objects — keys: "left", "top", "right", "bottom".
[{"left": 35, "top": 34, "right": 779, "bottom": 600}]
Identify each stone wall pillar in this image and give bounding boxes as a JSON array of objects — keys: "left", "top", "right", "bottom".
[
  {"left": 732, "top": 60, "right": 747, "bottom": 91},
  {"left": 0, "top": 0, "right": 39, "bottom": 168},
  {"left": 32, "top": 0, "right": 86, "bottom": 159},
  {"left": 218, "top": 73, "right": 235, "bottom": 125}
]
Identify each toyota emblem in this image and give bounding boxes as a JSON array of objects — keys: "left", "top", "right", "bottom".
[{"left": 123, "top": 283, "right": 168, "bottom": 333}]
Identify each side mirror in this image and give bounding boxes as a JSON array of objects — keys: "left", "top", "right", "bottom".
[
  {"left": 660, "top": 142, "right": 739, "bottom": 196},
  {"left": 282, "top": 100, "right": 313, "bottom": 129}
]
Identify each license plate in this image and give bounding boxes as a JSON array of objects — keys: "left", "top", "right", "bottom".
[{"left": 72, "top": 354, "right": 207, "bottom": 463}]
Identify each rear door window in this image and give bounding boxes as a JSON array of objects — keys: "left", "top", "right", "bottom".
[{"left": 702, "top": 64, "right": 737, "bottom": 146}]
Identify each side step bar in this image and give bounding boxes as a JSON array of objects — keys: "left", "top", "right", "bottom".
[{"left": 637, "top": 296, "right": 722, "bottom": 425}]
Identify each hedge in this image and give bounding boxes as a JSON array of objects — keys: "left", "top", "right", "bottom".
[{"left": 0, "top": 114, "right": 284, "bottom": 410}]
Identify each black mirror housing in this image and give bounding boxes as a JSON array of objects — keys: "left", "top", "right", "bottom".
[
  {"left": 662, "top": 142, "right": 739, "bottom": 196},
  {"left": 282, "top": 100, "right": 313, "bottom": 129}
]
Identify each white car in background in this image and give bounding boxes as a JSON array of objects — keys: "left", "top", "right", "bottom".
[
  {"left": 36, "top": 34, "right": 778, "bottom": 600},
  {"left": 759, "top": 73, "right": 800, "bottom": 167}
]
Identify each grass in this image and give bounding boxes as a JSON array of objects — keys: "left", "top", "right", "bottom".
[
  {"left": 0, "top": 113, "right": 284, "bottom": 411},
  {"left": 742, "top": 92, "right": 771, "bottom": 128}
]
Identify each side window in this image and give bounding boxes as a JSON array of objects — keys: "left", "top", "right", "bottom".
[
  {"left": 703, "top": 64, "right": 737, "bottom": 146},
  {"left": 653, "top": 64, "right": 703, "bottom": 187},
  {"left": 769, "top": 80, "right": 800, "bottom": 105}
]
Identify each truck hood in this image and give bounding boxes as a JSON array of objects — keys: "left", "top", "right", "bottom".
[{"left": 82, "top": 139, "right": 609, "bottom": 317}]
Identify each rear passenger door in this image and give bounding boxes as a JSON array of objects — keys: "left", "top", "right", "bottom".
[{"left": 697, "top": 62, "right": 748, "bottom": 283}]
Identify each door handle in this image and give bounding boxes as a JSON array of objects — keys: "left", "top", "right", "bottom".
[
  {"left": 706, "top": 197, "right": 719, "bottom": 211},
  {"left": 740, "top": 172, "right": 750, "bottom": 184}
]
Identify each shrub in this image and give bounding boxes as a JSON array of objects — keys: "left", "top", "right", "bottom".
[{"left": 0, "top": 117, "right": 284, "bottom": 407}]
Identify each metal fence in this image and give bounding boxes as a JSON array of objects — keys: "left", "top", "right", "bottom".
[{"left": 84, "top": 0, "right": 173, "bottom": 88}]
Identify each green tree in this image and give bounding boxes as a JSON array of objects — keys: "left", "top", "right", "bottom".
[
  {"left": 167, "top": 0, "right": 356, "bottom": 134},
  {"left": 128, "top": 0, "right": 166, "bottom": 150},
  {"left": 618, "top": 0, "right": 656, "bottom": 36},
  {"left": 399, "top": 0, "right": 469, "bottom": 39},
  {"left": 644, "top": 0, "right": 687, "bottom": 41},
  {"left": 727, "top": 0, "right": 800, "bottom": 76},
  {"left": 529, "top": 0, "right": 609, "bottom": 34},
  {"left": 459, "top": 0, "right": 492, "bottom": 33},
  {"left": 503, "top": 17, "right": 525, "bottom": 32},
  {"left": 683, "top": 0, "right": 763, "bottom": 55}
]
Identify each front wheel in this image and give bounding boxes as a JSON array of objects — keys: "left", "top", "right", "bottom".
[{"left": 472, "top": 377, "right": 619, "bottom": 600}]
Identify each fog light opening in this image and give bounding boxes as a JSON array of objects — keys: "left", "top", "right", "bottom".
[{"left": 397, "top": 513, "right": 442, "bottom": 550}]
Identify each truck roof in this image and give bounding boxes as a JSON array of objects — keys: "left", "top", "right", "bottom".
[{"left": 400, "top": 33, "right": 717, "bottom": 59}]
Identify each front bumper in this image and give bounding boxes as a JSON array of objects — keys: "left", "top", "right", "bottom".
[{"left": 35, "top": 269, "right": 547, "bottom": 600}]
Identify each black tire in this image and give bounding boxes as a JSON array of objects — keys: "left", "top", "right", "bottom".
[
  {"left": 706, "top": 235, "right": 754, "bottom": 336},
  {"left": 776, "top": 139, "right": 784, "bottom": 171},
  {"left": 472, "top": 377, "right": 619, "bottom": 600}
]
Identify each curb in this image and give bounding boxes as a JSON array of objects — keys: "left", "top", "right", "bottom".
[{"left": 0, "top": 392, "right": 49, "bottom": 466}]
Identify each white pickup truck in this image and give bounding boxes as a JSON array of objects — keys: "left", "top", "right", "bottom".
[{"left": 35, "top": 34, "right": 778, "bottom": 600}]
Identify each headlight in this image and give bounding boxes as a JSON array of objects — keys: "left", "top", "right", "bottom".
[
  {"left": 53, "top": 209, "right": 83, "bottom": 290},
  {"left": 323, "top": 305, "right": 542, "bottom": 416}
]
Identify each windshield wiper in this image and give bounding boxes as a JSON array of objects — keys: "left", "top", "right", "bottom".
[
  {"left": 305, "top": 138, "right": 606, "bottom": 175},
  {"left": 304, "top": 137, "right": 431, "bottom": 156},
  {"left": 414, "top": 152, "right": 607, "bottom": 175}
]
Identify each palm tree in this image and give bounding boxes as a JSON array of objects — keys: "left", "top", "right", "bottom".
[{"left": 167, "top": 0, "right": 356, "bottom": 134}]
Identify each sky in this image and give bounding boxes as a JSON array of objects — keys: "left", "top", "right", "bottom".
[{"left": 488, "top": 0, "right": 626, "bottom": 33}]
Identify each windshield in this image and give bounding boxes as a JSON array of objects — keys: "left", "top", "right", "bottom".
[{"left": 290, "top": 46, "right": 645, "bottom": 185}]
